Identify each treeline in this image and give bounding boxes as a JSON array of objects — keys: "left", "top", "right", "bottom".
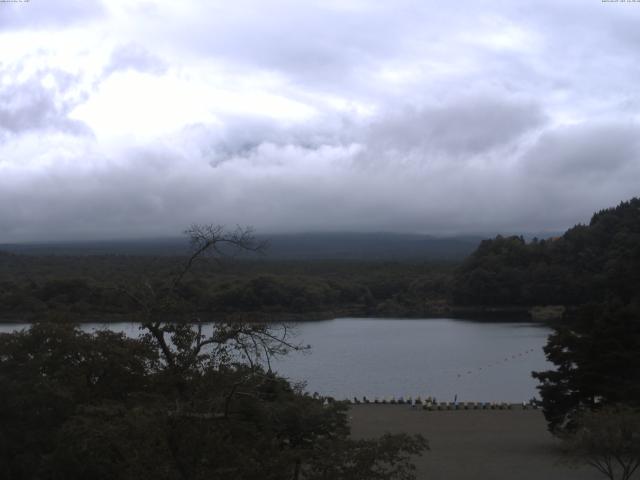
[
  {"left": 5, "top": 197, "right": 640, "bottom": 322},
  {"left": 0, "top": 255, "right": 453, "bottom": 320},
  {"left": 452, "top": 198, "right": 640, "bottom": 307}
]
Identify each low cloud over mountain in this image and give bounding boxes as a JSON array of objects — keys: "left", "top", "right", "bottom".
[{"left": 1, "top": 0, "right": 639, "bottom": 241}]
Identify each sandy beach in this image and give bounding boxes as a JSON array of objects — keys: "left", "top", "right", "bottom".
[{"left": 349, "top": 405, "right": 605, "bottom": 480}]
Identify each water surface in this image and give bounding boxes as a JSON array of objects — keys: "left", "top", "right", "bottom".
[{"left": 0, "top": 318, "right": 552, "bottom": 402}]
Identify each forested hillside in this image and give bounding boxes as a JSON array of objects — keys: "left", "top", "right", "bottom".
[{"left": 453, "top": 198, "right": 640, "bottom": 307}]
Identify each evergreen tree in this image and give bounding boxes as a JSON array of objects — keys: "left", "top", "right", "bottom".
[{"left": 532, "top": 303, "right": 640, "bottom": 433}]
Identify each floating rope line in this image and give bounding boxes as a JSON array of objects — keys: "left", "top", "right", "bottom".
[
  {"left": 455, "top": 347, "right": 539, "bottom": 378},
  {"left": 340, "top": 347, "right": 542, "bottom": 407}
]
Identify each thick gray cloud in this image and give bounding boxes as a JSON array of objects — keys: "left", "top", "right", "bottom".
[
  {"left": 364, "top": 98, "right": 546, "bottom": 160},
  {"left": 0, "top": 70, "right": 91, "bottom": 136},
  {"left": 524, "top": 122, "right": 640, "bottom": 177},
  {"left": 1, "top": 0, "right": 640, "bottom": 242}
]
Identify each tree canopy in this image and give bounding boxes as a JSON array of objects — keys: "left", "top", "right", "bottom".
[
  {"left": 0, "top": 225, "right": 428, "bottom": 480},
  {"left": 453, "top": 198, "right": 640, "bottom": 307},
  {"left": 532, "top": 303, "right": 640, "bottom": 433},
  {"left": 522, "top": 199, "right": 640, "bottom": 435}
]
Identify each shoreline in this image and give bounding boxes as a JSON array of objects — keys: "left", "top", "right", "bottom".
[{"left": 0, "top": 305, "right": 564, "bottom": 324}]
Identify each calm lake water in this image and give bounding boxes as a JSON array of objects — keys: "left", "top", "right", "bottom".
[{"left": 0, "top": 318, "right": 552, "bottom": 403}]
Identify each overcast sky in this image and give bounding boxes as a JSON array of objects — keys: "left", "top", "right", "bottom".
[{"left": 1, "top": 0, "right": 639, "bottom": 242}]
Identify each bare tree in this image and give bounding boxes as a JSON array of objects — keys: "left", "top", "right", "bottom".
[
  {"left": 562, "top": 405, "right": 640, "bottom": 480},
  {"left": 119, "top": 225, "right": 305, "bottom": 390}
]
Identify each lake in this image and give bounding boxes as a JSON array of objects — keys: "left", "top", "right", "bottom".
[{"left": 0, "top": 318, "right": 552, "bottom": 403}]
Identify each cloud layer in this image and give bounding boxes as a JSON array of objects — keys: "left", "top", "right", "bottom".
[{"left": 1, "top": 0, "right": 639, "bottom": 242}]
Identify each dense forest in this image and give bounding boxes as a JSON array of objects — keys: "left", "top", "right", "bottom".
[
  {"left": 453, "top": 198, "right": 640, "bottom": 308},
  {"left": 0, "top": 255, "right": 454, "bottom": 321}
]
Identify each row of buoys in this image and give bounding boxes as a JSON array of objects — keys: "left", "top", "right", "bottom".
[
  {"left": 456, "top": 348, "right": 539, "bottom": 378},
  {"left": 420, "top": 401, "right": 539, "bottom": 411},
  {"left": 345, "top": 396, "right": 539, "bottom": 410},
  {"left": 350, "top": 396, "right": 437, "bottom": 405}
]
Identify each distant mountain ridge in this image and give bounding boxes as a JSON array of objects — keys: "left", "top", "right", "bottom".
[{"left": 0, "top": 232, "right": 489, "bottom": 261}]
